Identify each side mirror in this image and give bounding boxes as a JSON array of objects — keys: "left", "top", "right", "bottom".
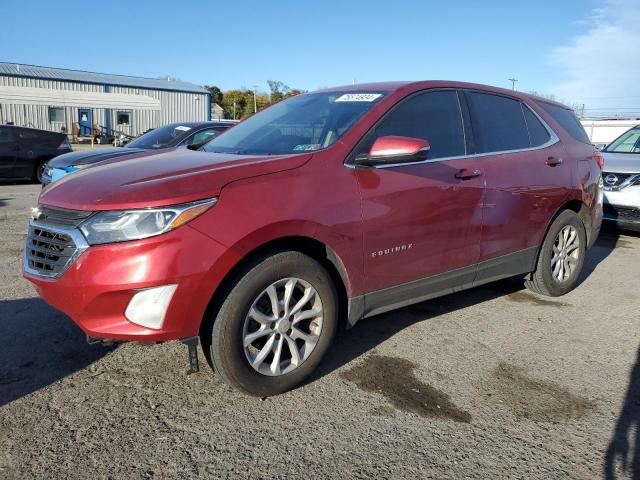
[
  {"left": 354, "top": 136, "right": 430, "bottom": 167},
  {"left": 186, "top": 142, "right": 208, "bottom": 151}
]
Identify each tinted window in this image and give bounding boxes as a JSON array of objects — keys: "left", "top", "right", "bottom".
[
  {"left": 537, "top": 102, "right": 590, "bottom": 144},
  {"left": 522, "top": 105, "right": 551, "bottom": 147},
  {"left": 467, "top": 92, "right": 530, "bottom": 153},
  {"left": 356, "top": 90, "right": 465, "bottom": 160},
  {"left": 0, "top": 127, "right": 14, "bottom": 144},
  {"left": 18, "top": 129, "right": 42, "bottom": 140}
]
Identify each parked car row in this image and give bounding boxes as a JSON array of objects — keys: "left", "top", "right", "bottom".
[
  {"left": 41, "top": 121, "right": 237, "bottom": 185},
  {"left": 10, "top": 112, "right": 637, "bottom": 236},
  {"left": 23, "top": 80, "right": 604, "bottom": 396}
]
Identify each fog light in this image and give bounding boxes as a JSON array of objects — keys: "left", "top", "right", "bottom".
[{"left": 125, "top": 284, "right": 178, "bottom": 330}]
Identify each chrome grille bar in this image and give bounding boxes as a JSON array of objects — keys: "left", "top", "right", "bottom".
[{"left": 23, "top": 221, "right": 89, "bottom": 279}]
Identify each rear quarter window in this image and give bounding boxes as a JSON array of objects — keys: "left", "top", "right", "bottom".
[
  {"left": 536, "top": 102, "right": 590, "bottom": 144},
  {"left": 466, "top": 92, "right": 530, "bottom": 153},
  {"left": 522, "top": 105, "right": 551, "bottom": 147}
]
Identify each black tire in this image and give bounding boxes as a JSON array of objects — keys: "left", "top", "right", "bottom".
[
  {"left": 206, "top": 251, "right": 338, "bottom": 397},
  {"left": 525, "top": 210, "right": 586, "bottom": 296},
  {"left": 35, "top": 160, "right": 47, "bottom": 183}
]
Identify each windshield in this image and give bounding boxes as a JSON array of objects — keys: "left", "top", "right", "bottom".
[
  {"left": 605, "top": 127, "right": 640, "bottom": 154},
  {"left": 126, "top": 124, "right": 194, "bottom": 149},
  {"left": 203, "top": 91, "right": 386, "bottom": 155}
]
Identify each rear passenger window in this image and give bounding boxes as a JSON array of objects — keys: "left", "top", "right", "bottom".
[
  {"left": 522, "top": 105, "right": 551, "bottom": 147},
  {"left": 466, "top": 92, "right": 530, "bottom": 153},
  {"left": 357, "top": 90, "right": 466, "bottom": 160},
  {"left": 536, "top": 102, "right": 590, "bottom": 144},
  {"left": 18, "top": 130, "right": 41, "bottom": 140},
  {"left": 0, "top": 128, "right": 14, "bottom": 144}
]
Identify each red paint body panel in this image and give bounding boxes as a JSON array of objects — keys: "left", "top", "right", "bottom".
[
  {"left": 25, "top": 225, "right": 236, "bottom": 341},
  {"left": 24, "top": 81, "right": 602, "bottom": 342},
  {"left": 40, "top": 149, "right": 313, "bottom": 210},
  {"left": 356, "top": 159, "right": 484, "bottom": 292}
]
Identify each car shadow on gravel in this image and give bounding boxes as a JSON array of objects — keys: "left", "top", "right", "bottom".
[
  {"left": 313, "top": 276, "right": 526, "bottom": 385},
  {"left": 0, "top": 297, "right": 116, "bottom": 407},
  {"left": 577, "top": 225, "right": 632, "bottom": 286},
  {"left": 605, "top": 345, "right": 640, "bottom": 480},
  {"left": 313, "top": 226, "right": 625, "bottom": 390}
]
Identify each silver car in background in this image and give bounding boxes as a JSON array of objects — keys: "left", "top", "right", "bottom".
[{"left": 601, "top": 125, "right": 640, "bottom": 231}]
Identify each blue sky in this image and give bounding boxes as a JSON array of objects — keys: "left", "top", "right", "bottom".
[{"left": 1, "top": 0, "right": 638, "bottom": 114}]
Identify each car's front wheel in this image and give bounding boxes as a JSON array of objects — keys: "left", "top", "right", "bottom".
[
  {"left": 206, "top": 251, "right": 338, "bottom": 396},
  {"left": 525, "top": 210, "right": 587, "bottom": 296}
]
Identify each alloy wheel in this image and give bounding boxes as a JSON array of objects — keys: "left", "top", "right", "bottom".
[
  {"left": 242, "top": 278, "right": 323, "bottom": 376},
  {"left": 551, "top": 225, "right": 580, "bottom": 282}
]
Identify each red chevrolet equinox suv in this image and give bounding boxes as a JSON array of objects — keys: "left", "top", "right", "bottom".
[{"left": 23, "top": 81, "right": 603, "bottom": 396}]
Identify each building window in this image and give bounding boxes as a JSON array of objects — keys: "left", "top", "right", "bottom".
[
  {"left": 48, "top": 107, "right": 65, "bottom": 123},
  {"left": 117, "top": 111, "right": 132, "bottom": 126}
]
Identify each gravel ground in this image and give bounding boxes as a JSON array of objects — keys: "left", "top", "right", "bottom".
[{"left": 0, "top": 183, "right": 638, "bottom": 479}]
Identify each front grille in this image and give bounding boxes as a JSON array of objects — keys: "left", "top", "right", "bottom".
[
  {"left": 36, "top": 205, "right": 93, "bottom": 227},
  {"left": 602, "top": 172, "right": 639, "bottom": 189},
  {"left": 603, "top": 204, "right": 640, "bottom": 221},
  {"left": 25, "top": 225, "right": 80, "bottom": 277}
]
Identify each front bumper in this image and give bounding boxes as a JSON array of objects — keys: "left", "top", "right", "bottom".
[
  {"left": 23, "top": 224, "right": 233, "bottom": 342},
  {"left": 603, "top": 186, "right": 640, "bottom": 230}
]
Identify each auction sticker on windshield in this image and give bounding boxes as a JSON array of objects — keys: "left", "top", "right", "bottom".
[
  {"left": 175, "top": 126, "right": 191, "bottom": 131},
  {"left": 335, "top": 93, "right": 383, "bottom": 102}
]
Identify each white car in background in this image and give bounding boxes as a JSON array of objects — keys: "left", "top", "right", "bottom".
[{"left": 601, "top": 125, "right": 640, "bottom": 231}]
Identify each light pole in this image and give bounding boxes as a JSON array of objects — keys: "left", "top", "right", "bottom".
[{"left": 253, "top": 85, "right": 258, "bottom": 113}]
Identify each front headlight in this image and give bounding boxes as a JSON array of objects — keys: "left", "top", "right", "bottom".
[{"left": 79, "top": 198, "right": 217, "bottom": 245}]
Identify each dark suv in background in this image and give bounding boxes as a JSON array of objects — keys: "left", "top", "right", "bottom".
[{"left": 0, "top": 125, "right": 71, "bottom": 182}]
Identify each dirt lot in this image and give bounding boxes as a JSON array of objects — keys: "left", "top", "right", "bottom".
[{"left": 1, "top": 183, "right": 638, "bottom": 479}]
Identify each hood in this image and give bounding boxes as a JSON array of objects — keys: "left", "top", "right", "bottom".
[
  {"left": 39, "top": 148, "right": 312, "bottom": 211},
  {"left": 47, "top": 147, "right": 148, "bottom": 168},
  {"left": 602, "top": 152, "right": 640, "bottom": 174}
]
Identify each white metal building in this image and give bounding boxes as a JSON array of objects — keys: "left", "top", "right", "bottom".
[
  {"left": 581, "top": 118, "right": 640, "bottom": 146},
  {"left": 0, "top": 62, "right": 212, "bottom": 137}
]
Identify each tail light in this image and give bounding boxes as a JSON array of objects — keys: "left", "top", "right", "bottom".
[
  {"left": 58, "top": 138, "right": 71, "bottom": 150},
  {"left": 594, "top": 151, "right": 604, "bottom": 170}
]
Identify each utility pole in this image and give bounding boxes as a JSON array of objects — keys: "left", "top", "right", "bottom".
[
  {"left": 508, "top": 77, "right": 518, "bottom": 91},
  {"left": 233, "top": 99, "right": 236, "bottom": 120},
  {"left": 253, "top": 86, "right": 258, "bottom": 113}
]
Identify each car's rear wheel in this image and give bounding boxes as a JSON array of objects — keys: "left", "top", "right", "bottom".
[
  {"left": 206, "top": 251, "right": 338, "bottom": 396},
  {"left": 35, "top": 161, "right": 47, "bottom": 183},
  {"left": 525, "top": 210, "right": 586, "bottom": 296}
]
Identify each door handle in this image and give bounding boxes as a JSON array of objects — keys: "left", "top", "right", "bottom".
[
  {"left": 545, "top": 156, "right": 563, "bottom": 167},
  {"left": 455, "top": 168, "right": 482, "bottom": 180}
]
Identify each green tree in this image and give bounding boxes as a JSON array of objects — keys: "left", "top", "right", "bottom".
[
  {"left": 222, "top": 90, "right": 247, "bottom": 120},
  {"left": 205, "top": 85, "right": 224, "bottom": 106},
  {"left": 267, "top": 80, "right": 290, "bottom": 102}
]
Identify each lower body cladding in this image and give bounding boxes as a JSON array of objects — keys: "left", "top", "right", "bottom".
[
  {"left": 603, "top": 187, "right": 640, "bottom": 231},
  {"left": 23, "top": 224, "right": 233, "bottom": 342}
]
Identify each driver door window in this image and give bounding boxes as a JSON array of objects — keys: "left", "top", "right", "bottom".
[{"left": 355, "top": 90, "right": 466, "bottom": 160}]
